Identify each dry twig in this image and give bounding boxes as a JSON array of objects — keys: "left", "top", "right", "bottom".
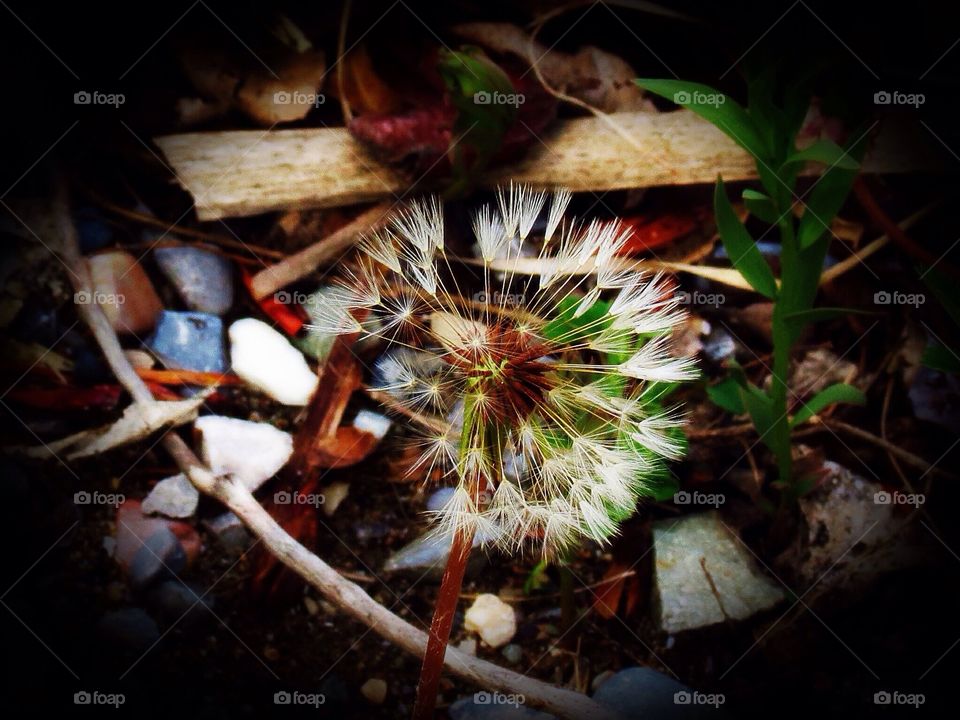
[{"left": 53, "top": 183, "right": 616, "bottom": 720}]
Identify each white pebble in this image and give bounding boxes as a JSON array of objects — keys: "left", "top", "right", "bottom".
[
  {"left": 229, "top": 318, "right": 318, "bottom": 405},
  {"left": 142, "top": 473, "right": 199, "bottom": 518},
  {"left": 360, "top": 678, "right": 387, "bottom": 704},
  {"left": 352, "top": 409, "right": 392, "bottom": 440},
  {"left": 464, "top": 593, "right": 516, "bottom": 648},
  {"left": 195, "top": 415, "right": 293, "bottom": 491}
]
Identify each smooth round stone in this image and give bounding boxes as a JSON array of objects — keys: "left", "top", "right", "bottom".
[
  {"left": 229, "top": 318, "right": 317, "bottom": 405},
  {"left": 322, "top": 481, "right": 350, "bottom": 517},
  {"left": 593, "top": 667, "right": 704, "bottom": 718},
  {"left": 360, "top": 678, "right": 387, "bottom": 704},
  {"left": 154, "top": 244, "right": 234, "bottom": 315},
  {"left": 128, "top": 527, "right": 187, "bottom": 588},
  {"left": 86, "top": 251, "right": 163, "bottom": 335},
  {"left": 146, "top": 580, "right": 213, "bottom": 627},
  {"left": 449, "top": 696, "right": 554, "bottom": 720},
  {"left": 464, "top": 594, "right": 517, "bottom": 648},
  {"left": 426, "top": 487, "right": 456, "bottom": 513},
  {"left": 202, "top": 512, "right": 252, "bottom": 555},
  {"left": 147, "top": 310, "right": 226, "bottom": 372},
  {"left": 98, "top": 607, "right": 160, "bottom": 652}
]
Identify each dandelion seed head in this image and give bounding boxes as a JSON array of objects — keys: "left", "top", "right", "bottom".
[{"left": 307, "top": 186, "right": 695, "bottom": 557}]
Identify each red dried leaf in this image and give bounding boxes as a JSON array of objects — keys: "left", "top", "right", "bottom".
[
  {"left": 622, "top": 573, "right": 642, "bottom": 617},
  {"left": 349, "top": 105, "right": 455, "bottom": 169},
  {"left": 617, "top": 211, "right": 700, "bottom": 254},
  {"left": 252, "top": 332, "right": 374, "bottom": 602},
  {"left": 592, "top": 561, "right": 629, "bottom": 619},
  {"left": 312, "top": 425, "right": 379, "bottom": 469},
  {"left": 348, "top": 56, "right": 556, "bottom": 180},
  {"left": 136, "top": 368, "right": 244, "bottom": 386},
  {"left": 7, "top": 383, "right": 123, "bottom": 411},
  {"left": 241, "top": 269, "right": 306, "bottom": 335},
  {"left": 251, "top": 475, "right": 320, "bottom": 602},
  {"left": 144, "top": 381, "right": 183, "bottom": 401}
]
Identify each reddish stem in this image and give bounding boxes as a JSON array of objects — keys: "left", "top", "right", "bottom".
[{"left": 412, "top": 526, "right": 476, "bottom": 720}]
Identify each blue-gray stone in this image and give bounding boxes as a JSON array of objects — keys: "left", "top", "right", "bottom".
[
  {"left": 593, "top": 667, "right": 717, "bottom": 719},
  {"left": 702, "top": 327, "right": 736, "bottom": 363},
  {"left": 76, "top": 207, "right": 114, "bottom": 253},
  {"left": 426, "top": 487, "right": 456, "bottom": 513},
  {"left": 449, "top": 695, "right": 554, "bottom": 720},
  {"left": 154, "top": 245, "right": 234, "bottom": 315},
  {"left": 909, "top": 365, "right": 960, "bottom": 434},
  {"left": 128, "top": 526, "right": 186, "bottom": 589},
  {"left": 371, "top": 349, "right": 444, "bottom": 400},
  {"left": 147, "top": 580, "right": 213, "bottom": 627},
  {"left": 147, "top": 310, "right": 227, "bottom": 372},
  {"left": 202, "top": 511, "right": 252, "bottom": 555},
  {"left": 501, "top": 644, "right": 523, "bottom": 665},
  {"left": 383, "top": 527, "right": 489, "bottom": 579},
  {"left": 98, "top": 607, "right": 160, "bottom": 652}
]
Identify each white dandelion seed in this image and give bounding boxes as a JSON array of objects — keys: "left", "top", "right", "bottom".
[
  {"left": 544, "top": 188, "right": 572, "bottom": 243},
  {"left": 619, "top": 335, "right": 699, "bottom": 383},
  {"left": 358, "top": 229, "right": 402, "bottom": 273},
  {"left": 305, "top": 186, "right": 696, "bottom": 558},
  {"left": 473, "top": 204, "right": 507, "bottom": 264},
  {"left": 498, "top": 182, "right": 547, "bottom": 240}
]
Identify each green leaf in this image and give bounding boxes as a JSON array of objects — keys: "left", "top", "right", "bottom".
[
  {"left": 542, "top": 295, "right": 611, "bottom": 344},
  {"left": 724, "top": 361, "right": 788, "bottom": 458},
  {"left": 775, "top": 232, "right": 832, "bottom": 346},
  {"left": 742, "top": 188, "right": 780, "bottom": 224},
  {"left": 714, "top": 177, "right": 779, "bottom": 299},
  {"left": 645, "top": 473, "right": 680, "bottom": 503},
  {"left": 438, "top": 47, "right": 518, "bottom": 195},
  {"left": 746, "top": 64, "right": 783, "bottom": 159},
  {"left": 921, "top": 342, "right": 960, "bottom": 374},
  {"left": 783, "top": 306, "right": 876, "bottom": 333},
  {"left": 782, "top": 66, "right": 819, "bottom": 148},
  {"left": 523, "top": 559, "right": 550, "bottom": 594},
  {"left": 789, "top": 382, "right": 866, "bottom": 427},
  {"left": 638, "top": 381, "right": 679, "bottom": 406},
  {"left": 635, "top": 79, "right": 769, "bottom": 159},
  {"left": 783, "top": 307, "right": 872, "bottom": 323},
  {"left": 707, "top": 376, "right": 745, "bottom": 415},
  {"left": 782, "top": 139, "right": 860, "bottom": 171},
  {"left": 739, "top": 382, "right": 777, "bottom": 446},
  {"left": 789, "top": 473, "right": 819, "bottom": 498},
  {"left": 796, "top": 133, "right": 866, "bottom": 249}
]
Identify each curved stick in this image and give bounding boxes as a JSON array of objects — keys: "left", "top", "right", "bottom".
[{"left": 54, "top": 184, "right": 620, "bottom": 720}]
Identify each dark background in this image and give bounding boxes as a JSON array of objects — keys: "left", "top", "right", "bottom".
[{"left": 2, "top": 1, "right": 959, "bottom": 718}]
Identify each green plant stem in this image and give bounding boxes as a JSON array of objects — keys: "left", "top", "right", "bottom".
[{"left": 770, "top": 216, "right": 796, "bottom": 487}]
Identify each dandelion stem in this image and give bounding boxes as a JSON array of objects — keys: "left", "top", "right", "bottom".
[
  {"left": 412, "top": 523, "right": 476, "bottom": 720},
  {"left": 413, "top": 394, "right": 482, "bottom": 720}
]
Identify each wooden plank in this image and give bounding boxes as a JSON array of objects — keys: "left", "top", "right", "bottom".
[{"left": 155, "top": 110, "right": 932, "bottom": 220}]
